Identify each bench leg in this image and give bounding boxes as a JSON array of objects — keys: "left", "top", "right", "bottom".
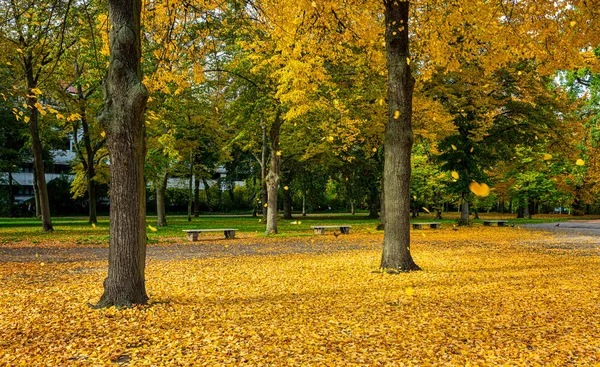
[
  {"left": 340, "top": 227, "right": 350, "bottom": 234},
  {"left": 314, "top": 228, "right": 325, "bottom": 234},
  {"left": 498, "top": 223, "right": 506, "bottom": 227},
  {"left": 484, "top": 222, "right": 491, "bottom": 226},
  {"left": 224, "top": 230, "right": 236, "bottom": 239},
  {"left": 187, "top": 232, "right": 198, "bottom": 241},
  {"left": 412, "top": 224, "right": 422, "bottom": 230}
]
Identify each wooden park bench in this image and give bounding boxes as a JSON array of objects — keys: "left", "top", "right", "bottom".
[
  {"left": 412, "top": 222, "right": 441, "bottom": 230},
  {"left": 183, "top": 229, "right": 238, "bottom": 241},
  {"left": 483, "top": 220, "right": 508, "bottom": 227},
  {"left": 311, "top": 225, "right": 351, "bottom": 235}
]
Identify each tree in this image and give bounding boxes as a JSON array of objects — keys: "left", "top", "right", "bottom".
[
  {"left": 58, "top": 3, "right": 108, "bottom": 224},
  {"left": 379, "top": 0, "right": 420, "bottom": 272},
  {"left": 0, "top": 0, "right": 76, "bottom": 231},
  {"left": 94, "top": 0, "right": 149, "bottom": 308},
  {"left": 0, "top": 97, "right": 28, "bottom": 216}
]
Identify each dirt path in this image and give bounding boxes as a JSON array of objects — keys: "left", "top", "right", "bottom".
[
  {"left": 0, "top": 235, "right": 381, "bottom": 263},
  {"left": 523, "top": 220, "right": 600, "bottom": 238},
  {"left": 3, "top": 221, "right": 599, "bottom": 263}
]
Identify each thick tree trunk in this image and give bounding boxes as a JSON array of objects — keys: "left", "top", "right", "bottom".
[
  {"left": 460, "top": 196, "right": 469, "bottom": 225},
  {"left": 25, "top": 59, "right": 53, "bottom": 231},
  {"left": 94, "top": 0, "right": 149, "bottom": 308},
  {"left": 524, "top": 196, "right": 531, "bottom": 219},
  {"left": 156, "top": 169, "right": 168, "bottom": 227},
  {"left": 265, "top": 111, "right": 282, "bottom": 235},
  {"left": 380, "top": 0, "right": 420, "bottom": 272}
]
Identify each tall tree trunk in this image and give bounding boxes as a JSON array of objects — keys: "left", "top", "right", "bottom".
[
  {"left": 156, "top": 169, "right": 168, "bottom": 227},
  {"left": 188, "top": 156, "right": 193, "bottom": 222},
  {"left": 75, "top": 58, "right": 99, "bottom": 224},
  {"left": 524, "top": 196, "right": 531, "bottom": 219},
  {"left": 202, "top": 177, "right": 212, "bottom": 212},
  {"left": 261, "top": 123, "right": 268, "bottom": 220},
  {"left": 265, "top": 111, "right": 282, "bottom": 235},
  {"left": 25, "top": 57, "right": 53, "bottom": 231},
  {"left": 301, "top": 187, "right": 307, "bottom": 217},
  {"left": 460, "top": 195, "right": 470, "bottom": 225},
  {"left": 380, "top": 0, "right": 420, "bottom": 272},
  {"left": 194, "top": 176, "right": 200, "bottom": 217},
  {"left": 94, "top": 0, "right": 149, "bottom": 308},
  {"left": 33, "top": 170, "right": 40, "bottom": 218},
  {"left": 8, "top": 171, "right": 15, "bottom": 217}
]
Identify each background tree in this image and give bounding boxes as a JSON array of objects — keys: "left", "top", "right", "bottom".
[{"left": 0, "top": 0, "right": 76, "bottom": 231}]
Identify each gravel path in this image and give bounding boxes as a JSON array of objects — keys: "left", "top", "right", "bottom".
[
  {"left": 3, "top": 221, "right": 599, "bottom": 263},
  {"left": 0, "top": 236, "right": 380, "bottom": 263}
]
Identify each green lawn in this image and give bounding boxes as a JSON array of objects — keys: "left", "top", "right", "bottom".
[{"left": 0, "top": 212, "right": 592, "bottom": 247}]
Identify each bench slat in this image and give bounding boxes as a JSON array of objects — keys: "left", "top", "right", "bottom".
[
  {"left": 183, "top": 229, "right": 238, "bottom": 241},
  {"left": 311, "top": 225, "right": 351, "bottom": 234},
  {"left": 412, "top": 222, "right": 441, "bottom": 229}
]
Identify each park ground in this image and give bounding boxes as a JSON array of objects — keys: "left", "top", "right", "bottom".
[{"left": 0, "top": 214, "right": 599, "bottom": 366}]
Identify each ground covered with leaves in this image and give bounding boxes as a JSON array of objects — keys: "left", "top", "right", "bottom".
[{"left": 1, "top": 222, "right": 599, "bottom": 366}]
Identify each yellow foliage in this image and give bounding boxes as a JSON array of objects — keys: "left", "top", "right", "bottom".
[
  {"left": 0, "top": 227, "right": 599, "bottom": 365},
  {"left": 469, "top": 181, "right": 491, "bottom": 197}
]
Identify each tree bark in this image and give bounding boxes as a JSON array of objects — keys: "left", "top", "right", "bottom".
[
  {"left": 33, "top": 170, "right": 40, "bottom": 218},
  {"left": 301, "top": 186, "right": 307, "bottom": 217},
  {"left": 524, "top": 196, "right": 531, "bottom": 219},
  {"left": 25, "top": 57, "right": 53, "bottom": 231},
  {"left": 380, "top": 0, "right": 420, "bottom": 272},
  {"left": 156, "top": 169, "right": 168, "bottom": 227},
  {"left": 94, "top": 0, "right": 149, "bottom": 308},
  {"left": 460, "top": 195, "right": 469, "bottom": 225},
  {"left": 265, "top": 111, "right": 282, "bottom": 235}
]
